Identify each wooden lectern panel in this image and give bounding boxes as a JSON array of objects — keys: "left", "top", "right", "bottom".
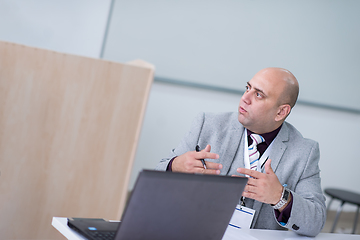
[{"left": 0, "top": 41, "right": 154, "bottom": 239}]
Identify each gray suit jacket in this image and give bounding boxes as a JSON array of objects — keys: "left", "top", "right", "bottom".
[{"left": 155, "top": 112, "right": 326, "bottom": 237}]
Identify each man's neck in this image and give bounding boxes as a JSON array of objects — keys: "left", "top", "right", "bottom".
[{"left": 247, "top": 124, "right": 283, "bottom": 148}]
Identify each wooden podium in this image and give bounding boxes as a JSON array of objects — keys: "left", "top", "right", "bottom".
[{"left": 0, "top": 41, "right": 154, "bottom": 239}]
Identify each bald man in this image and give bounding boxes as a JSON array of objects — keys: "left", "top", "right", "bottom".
[{"left": 155, "top": 68, "right": 326, "bottom": 237}]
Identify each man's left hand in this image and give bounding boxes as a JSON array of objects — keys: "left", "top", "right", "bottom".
[{"left": 235, "top": 159, "right": 283, "bottom": 205}]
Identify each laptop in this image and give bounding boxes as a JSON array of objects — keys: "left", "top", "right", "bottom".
[{"left": 68, "top": 170, "right": 248, "bottom": 240}]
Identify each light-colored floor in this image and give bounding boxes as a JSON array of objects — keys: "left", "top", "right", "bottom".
[{"left": 322, "top": 210, "right": 360, "bottom": 235}]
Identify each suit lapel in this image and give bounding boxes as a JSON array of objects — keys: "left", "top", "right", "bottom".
[
  {"left": 219, "top": 122, "right": 244, "bottom": 175},
  {"left": 266, "top": 122, "right": 289, "bottom": 173}
]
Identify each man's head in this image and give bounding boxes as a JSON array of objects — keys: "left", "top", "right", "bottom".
[{"left": 238, "top": 67, "right": 299, "bottom": 134}]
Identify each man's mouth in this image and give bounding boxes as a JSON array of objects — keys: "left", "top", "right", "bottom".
[{"left": 239, "top": 106, "right": 247, "bottom": 113}]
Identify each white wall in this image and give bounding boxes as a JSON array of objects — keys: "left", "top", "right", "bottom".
[
  {"left": 104, "top": 0, "right": 360, "bottom": 111},
  {"left": 0, "top": 0, "right": 111, "bottom": 58},
  {"left": 131, "top": 81, "right": 360, "bottom": 211}
]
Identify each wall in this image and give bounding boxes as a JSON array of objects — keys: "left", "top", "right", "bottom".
[
  {"left": 104, "top": 0, "right": 360, "bottom": 112},
  {"left": 0, "top": 0, "right": 111, "bottom": 58}
]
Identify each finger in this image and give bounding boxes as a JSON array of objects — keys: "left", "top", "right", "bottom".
[
  {"left": 204, "top": 161, "right": 222, "bottom": 170},
  {"left": 195, "top": 151, "right": 219, "bottom": 160},
  {"left": 198, "top": 144, "right": 211, "bottom": 152},
  {"left": 192, "top": 166, "right": 220, "bottom": 175},
  {"left": 192, "top": 160, "right": 205, "bottom": 168},
  {"left": 245, "top": 177, "right": 257, "bottom": 186},
  {"left": 264, "top": 159, "right": 273, "bottom": 174},
  {"left": 244, "top": 185, "right": 257, "bottom": 194},
  {"left": 242, "top": 191, "right": 256, "bottom": 199},
  {"left": 203, "top": 144, "right": 211, "bottom": 152},
  {"left": 203, "top": 169, "right": 221, "bottom": 175},
  {"left": 237, "top": 168, "right": 262, "bottom": 178}
]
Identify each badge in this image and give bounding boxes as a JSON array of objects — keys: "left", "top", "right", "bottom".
[{"left": 228, "top": 204, "right": 255, "bottom": 229}]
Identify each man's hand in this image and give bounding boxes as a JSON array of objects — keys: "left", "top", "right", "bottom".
[
  {"left": 235, "top": 159, "right": 283, "bottom": 205},
  {"left": 172, "top": 144, "right": 222, "bottom": 174}
]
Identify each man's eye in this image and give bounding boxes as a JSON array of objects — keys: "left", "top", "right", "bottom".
[
  {"left": 245, "top": 85, "right": 249, "bottom": 91},
  {"left": 256, "top": 92, "right": 262, "bottom": 98}
]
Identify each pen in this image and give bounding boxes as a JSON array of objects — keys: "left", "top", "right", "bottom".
[{"left": 195, "top": 145, "right": 207, "bottom": 169}]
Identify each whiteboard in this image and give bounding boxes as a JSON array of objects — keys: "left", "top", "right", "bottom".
[{"left": 103, "top": 0, "right": 360, "bottom": 111}]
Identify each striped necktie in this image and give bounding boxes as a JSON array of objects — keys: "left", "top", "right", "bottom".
[{"left": 248, "top": 134, "right": 265, "bottom": 171}]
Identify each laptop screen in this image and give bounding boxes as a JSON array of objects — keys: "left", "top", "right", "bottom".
[{"left": 115, "top": 170, "right": 248, "bottom": 240}]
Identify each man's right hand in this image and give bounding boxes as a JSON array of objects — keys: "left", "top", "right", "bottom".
[{"left": 171, "top": 144, "right": 222, "bottom": 174}]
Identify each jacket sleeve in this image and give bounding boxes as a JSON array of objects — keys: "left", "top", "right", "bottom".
[{"left": 276, "top": 141, "right": 326, "bottom": 237}]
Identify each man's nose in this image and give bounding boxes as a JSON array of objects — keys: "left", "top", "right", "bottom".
[{"left": 241, "top": 90, "right": 251, "bottom": 104}]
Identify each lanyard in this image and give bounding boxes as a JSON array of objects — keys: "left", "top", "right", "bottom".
[{"left": 243, "top": 129, "right": 274, "bottom": 173}]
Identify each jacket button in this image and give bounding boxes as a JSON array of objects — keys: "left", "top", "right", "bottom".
[{"left": 292, "top": 224, "right": 299, "bottom": 230}]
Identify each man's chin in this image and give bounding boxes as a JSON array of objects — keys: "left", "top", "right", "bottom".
[{"left": 238, "top": 114, "right": 247, "bottom": 125}]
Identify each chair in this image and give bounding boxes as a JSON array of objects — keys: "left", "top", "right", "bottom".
[{"left": 325, "top": 188, "right": 360, "bottom": 234}]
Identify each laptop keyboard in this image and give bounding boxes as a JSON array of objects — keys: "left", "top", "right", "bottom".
[{"left": 87, "top": 230, "right": 116, "bottom": 240}]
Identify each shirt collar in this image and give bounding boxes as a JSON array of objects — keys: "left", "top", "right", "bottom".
[{"left": 247, "top": 124, "right": 282, "bottom": 146}]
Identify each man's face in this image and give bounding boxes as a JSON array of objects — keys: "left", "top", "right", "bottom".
[{"left": 238, "top": 70, "right": 286, "bottom": 134}]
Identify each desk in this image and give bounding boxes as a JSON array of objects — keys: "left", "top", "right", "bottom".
[{"left": 52, "top": 217, "right": 360, "bottom": 240}]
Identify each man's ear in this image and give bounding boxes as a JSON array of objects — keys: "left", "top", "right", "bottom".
[{"left": 275, "top": 104, "right": 291, "bottom": 122}]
